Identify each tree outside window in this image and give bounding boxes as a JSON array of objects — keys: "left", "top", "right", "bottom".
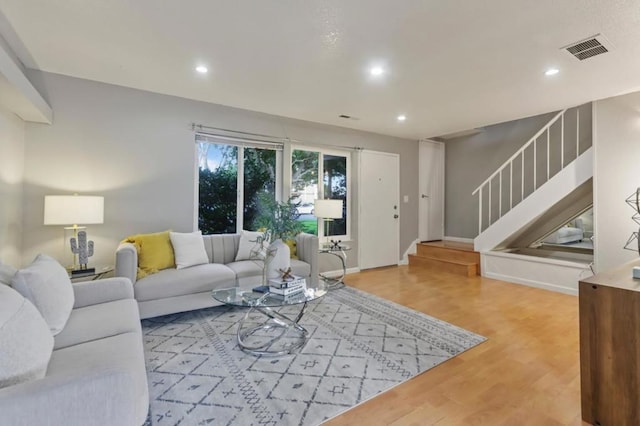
[
  {"left": 196, "top": 137, "right": 349, "bottom": 239},
  {"left": 198, "top": 141, "right": 277, "bottom": 234}
]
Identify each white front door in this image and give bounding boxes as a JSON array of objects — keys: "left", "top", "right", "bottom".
[
  {"left": 359, "top": 150, "right": 400, "bottom": 269},
  {"left": 419, "top": 140, "right": 445, "bottom": 242}
]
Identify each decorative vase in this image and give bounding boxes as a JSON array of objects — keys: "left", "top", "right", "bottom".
[{"left": 265, "top": 239, "right": 291, "bottom": 281}]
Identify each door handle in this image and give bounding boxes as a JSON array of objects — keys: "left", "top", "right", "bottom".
[
  {"left": 394, "top": 214, "right": 399, "bottom": 219},
  {"left": 421, "top": 194, "right": 429, "bottom": 198}
]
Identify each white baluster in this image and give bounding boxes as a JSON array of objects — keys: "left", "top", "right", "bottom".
[
  {"left": 534, "top": 138, "right": 537, "bottom": 190},
  {"left": 478, "top": 186, "right": 483, "bottom": 234},
  {"left": 499, "top": 170, "right": 502, "bottom": 218},
  {"left": 510, "top": 161, "right": 513, "bottom": 210},
  {"left": 489, "top": 179, "right": 492, "bottom": 226},
  {"left": 576, "top": 108, "right": 580, "bottom": 158},
  {"left": 561, "top": 113, "right": 564, "bottom": 168},
  {"left": 546, "top": 127, "right": 550, "bottom": 181}
]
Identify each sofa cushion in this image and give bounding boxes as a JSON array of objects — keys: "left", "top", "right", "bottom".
[
  {"left": 0, "top": 285, "right": 53, "bottom": 388},
  {"left": 290, "top": 258, "right": 311, "bottom": 278},
  {"left": 49, "top": 331, "right": 149, "bottom": 425},
  {"left": 0, "top": 261, "right": 16, "bottom": 286},
  {"left": 54, "top": 299, "right": 141, "bottom": 350},
  {"left": 134, "top": 263, "right": 236, "bottom": 302},
  {"left": 12, "top": 254, "right": 74, "bottom": 336},
  {"left": 122, "top": 230, "right": 175, "bottom": 279},
  {"left": 226, "top": 260, "right": 264, "bottom": 279},
  {"left": 235, "top": 230, "right": 267, "bottom": 261},
  {"left": 170, "top": 231, "right": 209, "bottom": 269},
  {"left": 227, "top": 259, "right": 310, "bottom": 284}
]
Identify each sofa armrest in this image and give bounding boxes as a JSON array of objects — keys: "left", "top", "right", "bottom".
[
  {"left": 296, "top": 232, "right": 319, "bottom": 285},
  {"left": 0, "top": 369, "right": 138, "bottom": 426},
  {"left": 72, "top": 277, "right": 134, "bottom": 308},
  {"left": 115, "top": 242, "right": 138, "bottom": 284}
]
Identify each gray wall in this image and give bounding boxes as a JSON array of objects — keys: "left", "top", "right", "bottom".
[
  {"left": 0, "top": 105, "right": 25, "bottom": 266},
  {"left": 444, "top": 104, "right": 592, "bottom": 239},
  {"left": 21, "top": 71, "right": 419, "bottom": 270}
]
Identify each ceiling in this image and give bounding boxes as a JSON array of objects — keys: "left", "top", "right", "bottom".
[{"left": 1, "top": 0, "right": 640, "bottom": 140}]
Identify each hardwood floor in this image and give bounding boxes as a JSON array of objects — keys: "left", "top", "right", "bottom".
[{"left": 324, "top": 264, "right": 585, "bottom": 426}]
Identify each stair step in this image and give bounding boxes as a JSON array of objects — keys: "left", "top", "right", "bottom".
[
  {"left": 416, "top": 243, "right": 480, "bottom": 265},
  {"left": 408, "top": 254, "right": 478, "bottom": 277}
]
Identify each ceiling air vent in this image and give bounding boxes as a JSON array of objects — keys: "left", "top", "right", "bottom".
[{"left": 562, "top": 34, "right": 613, "bottom": 61}]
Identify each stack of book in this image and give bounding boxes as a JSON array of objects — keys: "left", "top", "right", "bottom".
[{"left": 268, "top": 275, "right": 306, "bottom": 297}]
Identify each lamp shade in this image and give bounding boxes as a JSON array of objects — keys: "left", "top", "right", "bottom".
[
  {"left": 314, "top": 199, "right": 343, "bottom": 219},
  {"left": 44, "top": 195, "right": 104, "bottom": 225}
]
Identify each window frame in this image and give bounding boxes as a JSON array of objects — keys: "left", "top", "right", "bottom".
[
  {"left": 195, "top": 133, "right": 283, "bottom": 234},
  {"left": 289, "top": 144, "right": 351, "bottom": 242}
]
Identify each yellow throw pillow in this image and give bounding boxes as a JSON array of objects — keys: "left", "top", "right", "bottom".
[
  {"left": 122, "top": 230, "right": 175, "bottom": 279},
  {"left": 284, "top": 239, "right": 298, "bottom": 259}
]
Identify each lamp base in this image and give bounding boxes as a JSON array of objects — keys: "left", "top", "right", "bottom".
[{"left": 71, "top": 267, "right": 95, "bottom": 276}]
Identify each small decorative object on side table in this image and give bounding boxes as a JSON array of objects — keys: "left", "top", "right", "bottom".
[
  {"left": 70, "top": 230, "right": 95, "bottom": 274},
  {"left": 320, "top": 243, "right": 351, "bottom": 289}
]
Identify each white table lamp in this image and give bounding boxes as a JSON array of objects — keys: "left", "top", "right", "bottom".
[
  {"left": 314, "top": 199, "right": 343, "bottom": 243},
  {"left": 44, "top": 195, "right": 104, "bottom": 269}
]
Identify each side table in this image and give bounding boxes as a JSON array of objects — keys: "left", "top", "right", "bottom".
[
  {"left": 69, "top": 265, "right": 114, "bottom": 282},
  {"left": 319, "top": 244, "right": 351, "bottom": 289}
]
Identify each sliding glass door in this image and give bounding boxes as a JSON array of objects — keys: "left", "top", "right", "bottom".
[{"left": 197, "top": 135, "right": 281, "bottom": 234}]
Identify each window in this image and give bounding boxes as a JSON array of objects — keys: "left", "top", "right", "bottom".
[
  {"left": 291, "top": 147, "right": 350, "bottom": 239},
  {"left": 197, "top": 134, "right": 281, "bottom": 234}
]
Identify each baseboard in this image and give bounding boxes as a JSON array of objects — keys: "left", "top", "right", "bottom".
[
  {"left": 443, "top": 236, "right": 474, "bottom": 244},
  {"left": 482, "top": 270, "right": 578, "bottom": 296},
  {"left": 321, "top": 267, "right": 360, "bottom": 278}
]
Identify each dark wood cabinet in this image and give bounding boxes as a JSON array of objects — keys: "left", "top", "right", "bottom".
[{"left": 579, "top": 260, "right": 640, "bottom": 425}]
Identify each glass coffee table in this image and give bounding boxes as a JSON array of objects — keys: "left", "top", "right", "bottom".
[{"left": 211, "top": 285, "right": 327, "bottom": 356}]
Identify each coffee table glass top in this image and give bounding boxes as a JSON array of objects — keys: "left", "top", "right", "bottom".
[{"left": 212, "top": 286, "right": 327, "bottom": 308}]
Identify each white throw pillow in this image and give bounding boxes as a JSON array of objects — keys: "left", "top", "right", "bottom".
[
  {"left": 0, "top": 261, "right": 17, "bottom": 286},
  {"left": 169, "top": 231, "right": 209, "bottom": 269},
  {"left": 11, "top": 254, "right": 74, "bottom": 336},
  {"left": 0, "top": 284, "right": 53, "bottom": 388},
  {"left": 235, "top": 230, "right": 267, "bottom": 261}
]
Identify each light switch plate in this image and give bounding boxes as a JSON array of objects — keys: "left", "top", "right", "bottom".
[{"left": 403, "top": 195, "right": 409, "bottom": 203}]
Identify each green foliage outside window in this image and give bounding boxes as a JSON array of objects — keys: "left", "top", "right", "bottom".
[{"left": 198, "top": 144, "right": 276, "bottom": 235}]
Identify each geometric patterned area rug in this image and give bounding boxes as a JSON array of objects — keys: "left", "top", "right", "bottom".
[{"left": 142, "top": 286, "right": 486, "bottom": 425}]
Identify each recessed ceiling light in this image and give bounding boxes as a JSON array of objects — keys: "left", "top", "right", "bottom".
[
  {"left": 196, "top": 65, "right": 208, "bottom": 74},
  {"left": 545, "top": 68, "right": 559, "bottom": 76},
  {"left": 397, "top": 115, "right": 407, "bottom": 122},
  {"left": 370, "top": 66, "right": 384, "bottom": 76}
]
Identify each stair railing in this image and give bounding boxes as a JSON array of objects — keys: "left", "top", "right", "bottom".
[{"left": 472, "top": 108, "right": 585, "bottom": 235}]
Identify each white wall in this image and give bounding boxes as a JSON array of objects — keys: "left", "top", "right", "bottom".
[
  {"left": 593, "top": 93, "right": 640, "bottom": 272},
  {"left": 22, "top": 71, "right": 419, "bottom": 269},
  {"left": 0, "top": 105, "right": 25, "bottom": 266}
]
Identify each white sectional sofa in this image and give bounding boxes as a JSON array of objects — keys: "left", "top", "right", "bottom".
[
  {"left": 116, "top": 232, "right": 318, "bottom": 319},
  {"left": 0, "top": 266, "right": 148, "bottom": 426}
]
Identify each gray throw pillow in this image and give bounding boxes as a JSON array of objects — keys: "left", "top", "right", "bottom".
[
  {"left": 0, "top": 284, "right": 54, "bottom": 388},
  {"left": 11, "top": 254, "right": 74, "bottom": 336}
]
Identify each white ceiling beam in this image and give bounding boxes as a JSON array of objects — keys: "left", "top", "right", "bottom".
[{"left": 0, "top": 34, "right": 51, "bottom": 123}]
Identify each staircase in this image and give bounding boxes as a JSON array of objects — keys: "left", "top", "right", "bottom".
[
  {"left": 473, "top": 106, "right": 592, "bottom": 251},
  {"left": 470, "top": 105, "right": 593, "bottom": 294},
  {"left": 409, "top": 241, "right": 480, "bottom": 277}
]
